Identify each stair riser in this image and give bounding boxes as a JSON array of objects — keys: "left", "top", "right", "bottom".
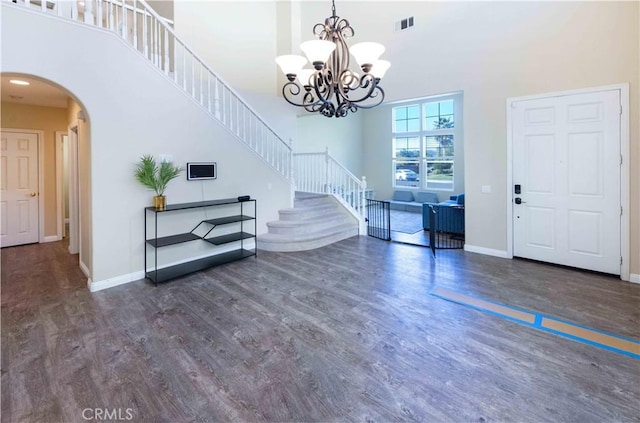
[
  {"left": 294, "top": 198, "right": 335, "bottom": 207},
  {"left": 267, "top": 218, "right": 355, "bottom": 235},
  {"left": 258, "top": 229, "right": 359, "bottom": 252},
  {"left": 279, "top": 209, "right": 346, "bottom": 221}
]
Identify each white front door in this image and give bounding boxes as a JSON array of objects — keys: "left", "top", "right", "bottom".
[
  {"left": 512, "top": 90, "right": 621, "bottom": 274},
  {"left": 1, "top": 131, "right": 40, "bottom": 247}
]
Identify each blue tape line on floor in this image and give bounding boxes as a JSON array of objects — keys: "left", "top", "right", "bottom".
[{"left": 430, "top": 287, "right": 640, "bottom": 360}]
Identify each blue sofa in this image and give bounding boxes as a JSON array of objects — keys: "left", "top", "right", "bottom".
[
  {"left": 422, "top": 193, "right": 465, "bottom": 234},
  {"left": 388, "top": 190, "right": 440, "bottom": 213}
]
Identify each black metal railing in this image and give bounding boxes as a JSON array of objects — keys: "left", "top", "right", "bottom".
[
  {"left": 428, "top": 204, "right": 465, "bottom": 253},
  {"left": 366, "top": 199, "right": 391, "bottom": 241}
]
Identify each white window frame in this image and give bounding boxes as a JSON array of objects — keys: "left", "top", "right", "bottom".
[{"left": 391, "top": 93, "right": 463, "bottom": 192}]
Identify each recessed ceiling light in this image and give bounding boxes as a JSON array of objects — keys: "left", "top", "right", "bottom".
[{"left": 9, "top": 79, "right": 30, "bottom": 86}]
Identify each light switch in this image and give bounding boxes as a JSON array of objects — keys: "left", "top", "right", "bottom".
[{"left": 481, "top": 185, "right": 491, "bottom": 193}]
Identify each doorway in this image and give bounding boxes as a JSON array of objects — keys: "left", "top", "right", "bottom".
[
  {"left": 508, "top": 85, "right": 629, "bottom": 277},
  {"left": 0, "top": 129, "right": 44, "bottom": 247}
]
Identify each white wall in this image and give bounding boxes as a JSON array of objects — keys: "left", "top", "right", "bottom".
[
  {"left": 173, "top": 1, "right": 298, "bottom": 146},
  {"left": 2, "top": 5, "right": 292, "bottom": 285},
  {"left": 299, "top": 1, "right": 639, "bottom": 274},
  {"left": 296, "top": 113, "right": 363, "bottom": 177}
]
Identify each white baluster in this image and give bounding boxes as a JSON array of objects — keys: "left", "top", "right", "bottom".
[
  {"left": 142, "top": 11, "right": 147, "bottom": 57},
  {"left": 181, "top": 44, "right": 186, "bottom": 90},
  {"left": 154, "top": 20, "right": 159, "bottom": 66},
  {"left": 57, "top": 0, "right": 63, "bottom": 16},
  {"left": 206, "top": 73, "right": 211, "bottom": 113},
  {"left": 83, "top": 0, "right": 94, "bottom": 24},
  {"left": 96, "top": 0, "right": 103, "bottom": 27},
  {"left": 190, "top": 54, "right": 195, "bottom": 97},
  {"left": 200, "top": 64, "right": 204, "bottom": 105},
  {"left": 214, "top": 79, "right": 220, "bottom": 119},
  {"left": 173, "top": 43, "right": 179, "bottom": 84},
  {"left": 121, "top": 1, "right": 127, "bottom": 39},
  {"left": 71, "top": 0, "right": 78, "bottom": 21},
  {"left": 325, "top": 147, "right": 330, "bottom": 193},
  {"left": 131, "top": 0, "right": 136, "bottom": 47},
  {"left": 41, "top": 0, "right": 45, "bottom": 12},
  {"left": 163, "top": 28, "right": 169, "bottom": 74}
]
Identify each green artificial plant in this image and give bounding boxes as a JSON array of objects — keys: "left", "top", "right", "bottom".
[{"left": 134, "top": 154, "right": 183, "bottom": 196}]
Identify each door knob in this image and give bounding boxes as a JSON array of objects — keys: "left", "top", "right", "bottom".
[
  {"left": 515, "top": 197, "right": 526, "bottom": 204},
  {"left": 29, "top": 192, "right": 37, "bottom": 197}
]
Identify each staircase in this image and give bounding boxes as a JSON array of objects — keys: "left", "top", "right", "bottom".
[
  {"left": 4, "top": 0, "right": 293, "bottom": 180},
  {"left": 5, "top": 0, "right": 366, "bottom": 254},
  {"left": 258, "top": 192, "right": 359, "bottom": 252}
]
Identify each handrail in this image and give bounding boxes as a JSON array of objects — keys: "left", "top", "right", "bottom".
[
  {"left": 5, "top": 0, "right": 292, "bottom": 180},
  {"left": 293, "top": 148, "right": 367, "bottom": 219}
]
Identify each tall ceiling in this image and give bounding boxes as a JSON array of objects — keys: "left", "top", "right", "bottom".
[{"left": 1, "top": 75, "right": 69, "bottom": 108}]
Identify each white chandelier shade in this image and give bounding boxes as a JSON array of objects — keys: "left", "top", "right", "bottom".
[
  {"left": 370, "top": 60, "right": 391, "bottom": 79},
  {"left": 349, "top": 42, "right": 385, "bottom": 69},
  {"left": 300, "top": 40, "right": 337, "bottom": 66},
  {"left": 275, "top": 0, "right": 390, "bottom": 118},
  {"left": 275, "top": 55, "right": 308, "bottom": 77}
]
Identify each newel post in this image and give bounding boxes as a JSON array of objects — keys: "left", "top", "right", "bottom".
[
  {"left": 360, "top": 176, "right": 367, "bottom": 215},
  {"left": 324, "top": 146, "right": 330, "bottom": 194}
]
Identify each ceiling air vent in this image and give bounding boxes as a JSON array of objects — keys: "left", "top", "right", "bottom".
[{"left": 395, "top": 16, "right": 414, "bottom": 32}]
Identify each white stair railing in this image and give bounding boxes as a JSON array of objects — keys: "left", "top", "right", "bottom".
[
  {"left": 293, "top": 148, "right": 367, "bottom": 219},
  {"left": 6, "top": 0, "right": 292, "bottom": 180}
]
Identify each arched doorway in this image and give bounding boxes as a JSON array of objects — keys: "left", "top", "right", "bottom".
[{"left": 1, "top": 73, "right": 92, "bottom": 279}]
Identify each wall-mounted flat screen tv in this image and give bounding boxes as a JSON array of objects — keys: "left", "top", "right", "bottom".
[{"left": 187, "top": 162, "right": 217, "bottom": 180}]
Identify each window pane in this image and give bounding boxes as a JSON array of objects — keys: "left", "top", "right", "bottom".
[
  {"left": 393, "top": 105, "right": 420, "bottom": 133},
  {"left": 394, "top": 161, "right": 420, "bottom": 188},
  {"left": 425, "top": 135, "right": 454, "bottom": 159},
  {"left": 425, "top": 160, "right": 454, "bottom": 190},
  {"left": 425, "top": 116, "right": 439, "bottom": 130},
  {"left": 394, "top": 137, "right": 420, "bottom": 158},
  {"left": 424, "top": 100, "right": 455, "bottom": 128},
  {"left": 425, "top": 102, "right": 439, "bottom": 117},
  {"left": 440, "top": 100, "right": 454, "bottom": 115},
  {"left": 407, "top": 118, "right": 420, "bottom": 132}
]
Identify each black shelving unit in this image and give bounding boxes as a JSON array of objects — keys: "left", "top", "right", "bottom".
[{"left": 144, "top": 198, "right": 256, "bottom": 284}]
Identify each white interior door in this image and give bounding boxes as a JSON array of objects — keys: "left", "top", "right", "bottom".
[
  {"left": 1, "top": 131, "right": 40, "bottom": 247},
  {"left": 512, "top": 90, "right": 621, "bottom": 274}
]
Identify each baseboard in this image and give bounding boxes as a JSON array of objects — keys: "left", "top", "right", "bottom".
[
  {"left": 79, "top": 260, "right": 91, "bottom": 279},
  {"left": 89, "top": 270, "right": 145, "bottom": 292},
  {"left": 43, "top": 235, "right": 60, "bottom": 243},
  {"left": 464, "top": 244, "right": 510, "bottom": 259},
  {"left": 630, "top": 274, "right": 640, "bottom": 284}
]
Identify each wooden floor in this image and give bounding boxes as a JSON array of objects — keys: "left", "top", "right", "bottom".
[{"left": 2, "top": 237, "right": 639, "bottom": 422}]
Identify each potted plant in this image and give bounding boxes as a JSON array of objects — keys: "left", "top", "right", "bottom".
[{"left": 134, "top": 154, "right": 183, "bottom": 210}]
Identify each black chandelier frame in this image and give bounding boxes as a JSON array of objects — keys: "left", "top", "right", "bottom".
[{"left": 281, "top": 1, "right": 385, "bottom": 118}]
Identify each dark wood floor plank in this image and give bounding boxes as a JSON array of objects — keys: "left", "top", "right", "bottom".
[{"left": 1, "top": 237, "right": 639, "bottom": 422}]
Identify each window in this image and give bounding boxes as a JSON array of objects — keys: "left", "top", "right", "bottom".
[{"left": 392, "top": 95, "right": 462, "bottom": 191}]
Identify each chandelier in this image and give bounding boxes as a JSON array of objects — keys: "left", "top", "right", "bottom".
[{"left": 275, "top": 0, "right": 390, "bottom": 118}]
